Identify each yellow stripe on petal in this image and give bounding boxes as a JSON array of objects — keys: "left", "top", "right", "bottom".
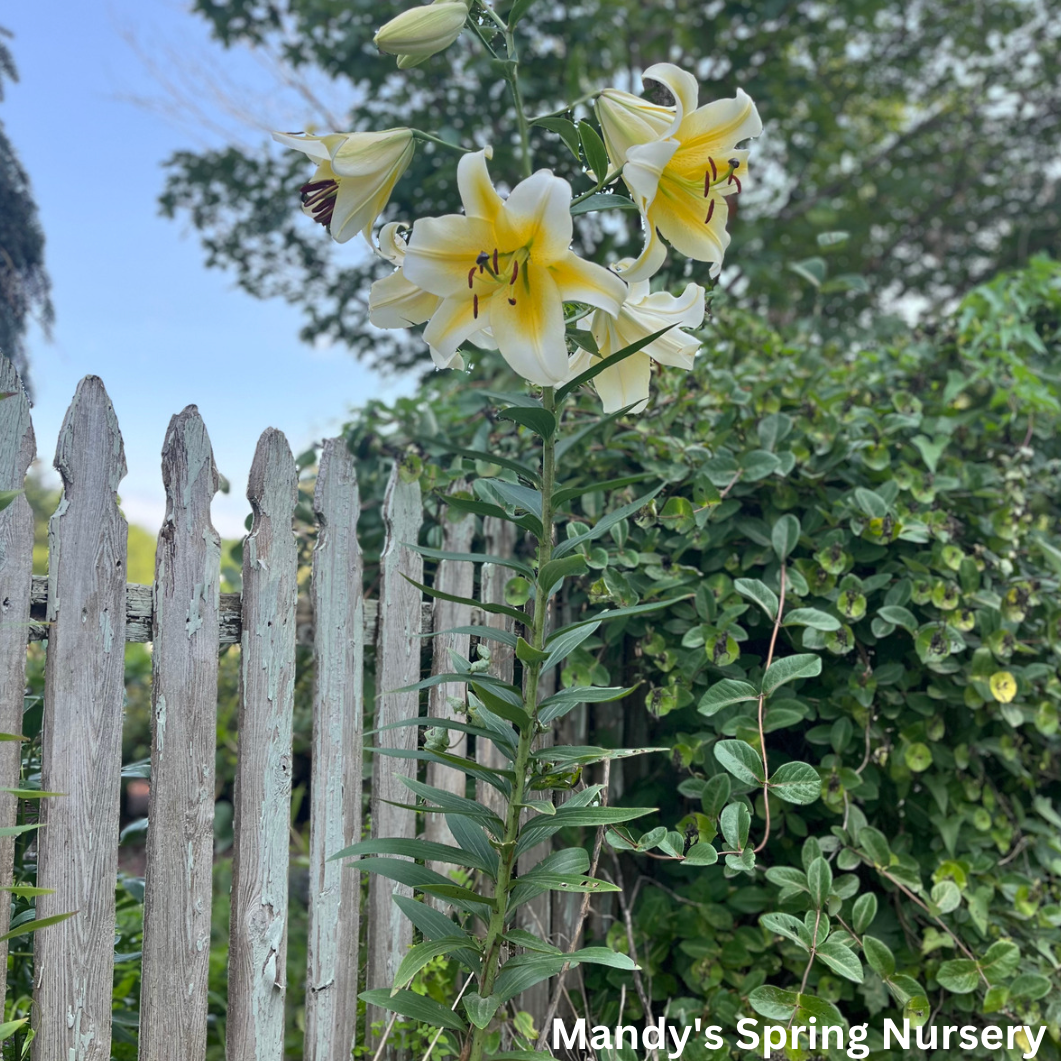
[
  {"left": 676, "top": 89, "right": 762, "bottom": 152},
  {"left": 488, "top": 268, "right": 569, "bottom": 385},
  {"left": 494, "top": 171, "right": 573, "bottom": 265},
  {"left": 549, "top": 252, "right": 627, "bottom": 317},
  {"left": 457, "top": 148, "right": 503, "bottom": 222},
  {"left": 423, "top": 294, "right": 485, "bottom": 359},
  {"left": 651, "top": 179, "right": 731, "bottom": 275}
]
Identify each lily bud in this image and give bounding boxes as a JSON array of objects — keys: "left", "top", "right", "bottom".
[
  {"left": 272, "top": 128, "right": 415, "bottom": 244},
  {"left": 374, "top": 1, "right": 469, "bottom": 69}
]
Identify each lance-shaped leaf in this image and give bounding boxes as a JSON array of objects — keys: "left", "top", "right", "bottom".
[
  {"left": 552, "top": 486, "right": 665, "bottom": 559},
  {"left": 372, "top": 746, "right": 513, "bottom": 794},
  {"left": 373, "top": 716, "right": 517, "bottom": 758},
  {"left": 498, "top": 406, "right": 557, "bottom": 439},
  {"left": 552, "top": 472, "right": 649, "bottom": 505},
  {"left": 0, "top": 910, "right": 76, "bottom": 944},
  {"left": 478, "top": 477, "right": 544, "bottom": 519},
  {"left": 556, "top": 325, "right": 677, "bottom": 401},
  {"left": 409, "top": 543, "right": 534, "bottom": 578},
  {"left": 531, "top": 745, "right": 667, "bottom": 767},
  {"left": 392, "top": 937, "right": 476, "bottom": 994},
  {"left": 392, "top": 894, "right": 480, "bottom": 971},
  {"left": 330, "top": 836, "right": 495, "bottom": 876},
  {"left": 537, "top": 553, "right": 587, "bottom": 593},
  {"left": 537, "top": 683, "right": 639, "bottom": 724},
  {"left": 416, "top": 439, "right": 540, "bottom": 485},
  {"left": 541, "top": 621, "right": 599, "bottom": 670},
  {"left": 359, "top": 989, "right": 466, "bottom": 1031},
  {"left": 402, "top": 575, "right": 528, "bottom": 624},
  {"left": 399, "top": 776, "right": 505, "bottom": 834}
]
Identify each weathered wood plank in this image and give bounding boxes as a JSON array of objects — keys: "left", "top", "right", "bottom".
[
  {"left": 425, "top": 484, "right": 475, "bottom": 872},
  {"left": 0, "top": 356, "right": 34, "bottom": 1001},
  {"left": 27, "top": 579, "right": 435, "bottom": 645},
  {"left": 477, "top": 517, "right": 516, "bottom": 820},
  {"left": 227, "top": 429, "right": 298, "bottom": 1061},
  {"left": 34, "top": 376, "right": 127, "bottom": 1061},
  {"left": 305, "top": 439, "right": 363, "bottom": 1061},
  {"left": 366, "top": 463, "right": 422, "bottom": 1046},
  {"left": 139, "top": 407, "right": 221, "bottom": 1061}
]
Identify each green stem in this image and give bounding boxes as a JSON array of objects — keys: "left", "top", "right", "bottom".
[
  {"left": 528, "top": 92, "right": 599, "bottom": 122},
  {"left": 468, "top": 388, "right": 557, "bottom": 1061},
  {"left": 411, "top": 129, "right": 473, "bottom": 153},
  {"left": 465, "top": 10, "right": 500, "bottom": 59}
]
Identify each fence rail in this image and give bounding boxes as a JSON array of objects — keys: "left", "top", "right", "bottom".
[{"left": 0, "top": 360, "right": 518, "bottom": 1061}]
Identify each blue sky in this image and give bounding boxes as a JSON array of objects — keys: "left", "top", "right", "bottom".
[{"left": 3, "top": 0, "right": 415, "bottom": 537}]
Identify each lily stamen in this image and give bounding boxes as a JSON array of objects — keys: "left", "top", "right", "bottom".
[
  {"left": 473, "top": 293, "right": 479, "bottom": 319},
  {"left": 300, "top": 180, "right": 338, "bottom": 226},
  {"left": 467, "top": 266, "right": 477, "bottom": 289},
  {"left": 493, "top": 248, "right": 499, "bottom": 273},
  {"left": 510, "top": 260, "right": 519, "bottom": 284},
  {"left": 704, "top": 199, "right": 715, "bottom": 225}
]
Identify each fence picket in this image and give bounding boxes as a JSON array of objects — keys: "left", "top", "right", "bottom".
[
  {"left": 34, "top": 377, "right": 128, "bottom": 1061},
  {"left": 139, "top": 407, "right": 221, "bottom": 1061},
  {"left": 425, "top": 486, "right": 475, "bottom": 871},
  {"left": 0, "top": 357, "right": 34, "bottom": 1002},
  {"left": 366, "top": 463, "right": 422, "bottom": 1045},
  {"left": 227, "top": 429, "right": 299, "bottom": 1060},
  {"left": 305, "top": 439, "right": 363, "bottom": 1061}
]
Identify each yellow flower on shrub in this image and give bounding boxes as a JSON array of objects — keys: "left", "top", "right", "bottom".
[
  {"left": 596, "top": 62, "right": 762, "bottom": 281},
  {"left": 273, "top": 128, "right": 415, "bottom": 244},
  {"left": 567, "top": 259, "right": 705, "bottom": 413},
  {"left": 989, "top": 671, "right": 1017, "bottom": 703},
  {"left": 374, "top": 1, "right": 468, "bottom": 69},
  {"left": 400, "top": 148, "right": 627, "bottom": 386}
]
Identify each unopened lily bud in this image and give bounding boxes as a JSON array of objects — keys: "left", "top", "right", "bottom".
[{"left": 374, "top": 1, "right": 469, "bottom": 69}]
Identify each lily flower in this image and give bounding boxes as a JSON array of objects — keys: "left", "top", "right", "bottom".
[
  {"left": 400, "top": 148, "right": 627, "bottom": 386},
  {"left": 595, "top": 63, "right": 762, "bottom": 282},
  {"left": 568, "top": 260, "right": 705, "bottom": 414},
  {"left": 370, "top": 222, "right": 487, "bottom": 370},
  {"left": 374, "top": 1, "right": 469, "bottom": 69},
  {"left": 273, "top": 128, "right": 415, "bottom": 244}
]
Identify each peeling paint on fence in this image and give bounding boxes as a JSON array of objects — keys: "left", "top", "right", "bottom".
[
  {"left": 139, "top": 406, "right": 222, "bottom": 1061},
  {"left": 304, "top": 438, "right": 363, "bottom": 1061},
  {"left": 366, "top": 462, "right": 423, "bottom": 1052},
  {"left": 34, "top": 376, "right": 128, "bottom": 1061},
  {"left": 0, "top": 356, "right": 34, "bottom": 1002},
  {"left": 227, "top": 428, "right": 298, "bottom": 1061}
]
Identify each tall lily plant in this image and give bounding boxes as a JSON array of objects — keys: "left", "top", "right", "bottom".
[{"left": 276, "top": 3, "right": 761, "bottom": 1057}]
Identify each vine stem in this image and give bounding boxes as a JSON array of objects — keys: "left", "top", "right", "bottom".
[
  {"left": 753, "top": 564, "right": 786, "bottom": 854},
  {"left": 468, "top": 388, "right": 557, "bottom": 1061}
]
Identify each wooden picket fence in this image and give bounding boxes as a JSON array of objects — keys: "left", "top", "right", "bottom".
[{"left": 0, "top": 358, "right": 573, "bottom": 1061}]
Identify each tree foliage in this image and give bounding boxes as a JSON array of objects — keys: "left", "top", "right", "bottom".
[
  {"left": 0, "top": 27, "right": 53, "bottom": 389},
  {"left": 161, "top": 0, "right": 1061, "bottom": 370}
]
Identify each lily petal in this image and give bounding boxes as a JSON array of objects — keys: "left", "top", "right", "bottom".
[
  {"left": 488, "top": 268, "right": 569, "bottom": 385},
  {"left": 494, "top": 170, "right": 573, "bottom": 264},
  {"left": 651, "top": 182, "right": 731, "bottom": 275},
  {"left": 423, "top": 294, "right": 486, "bottom": 359},
  {"left": 404, "top": 214, "right": 494, "bottom": 296},
  {"left": 591, "top": 350, "right": 652, "bottom": 414},
  {"left": 550, "top": 252, "right": 627, "bottom": 317},
  {"left": 369, "top": 271, "right": 441, "bottom": 329},
  {"left": 676, "top": 88, "right": 762, "bottom": 148},
  {"left": 641, "top": 62, "right": 700, "bottom": 135},
  {"left": 457, "top": 147, "right": 503, "bottom": 222}
]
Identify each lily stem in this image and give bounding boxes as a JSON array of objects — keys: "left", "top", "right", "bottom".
[
  {"left": 468, "top": 388, "right": 557, "bottom": 1061},
  {"left": 411, "top": 129, "right": 474, "bottom": 154}
]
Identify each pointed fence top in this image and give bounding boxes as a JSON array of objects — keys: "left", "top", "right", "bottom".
[
  {"left": 161, "top": 405, "right": 220, "bottom": 524},
  {"left": 0, "top": 355, "right": 34, "bottom": 489},
  {"left": 54, "top": 375, "right": 126, "bottom": 493}
]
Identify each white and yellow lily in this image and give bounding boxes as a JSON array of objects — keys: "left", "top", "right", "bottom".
[
  {"left": 273, "top": 128, "right": 415, "bottom": 244},
  {"left": 400, "top": 148, "right": 627, "bottom": 386},
  {"left": 596, "top": 63, "right": 761, "bottom": 282},
  {"left": 374, "top": 1, "right": 468, "bottom": 69},
  {"left": 568, "top": 260, "right": 705, "bottom": 414}
]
